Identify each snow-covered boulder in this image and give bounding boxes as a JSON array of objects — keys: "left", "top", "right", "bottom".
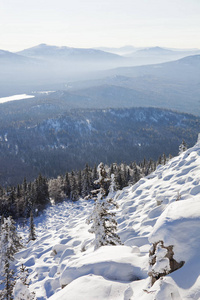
[
  {"left": 148, "top": 198, "right": 200, "bottom": 288},
  {"left": 60, "top": 245, "right": 148, "bottom": 287},
  {"left": 49, "top": 274, "right": 132, "bottom": 300},
  {"left": 149, "top": 198, "right": 200, "bottom": 262},
  {"left": 50, "top": 244, "right": 68, "bottom": 256}
]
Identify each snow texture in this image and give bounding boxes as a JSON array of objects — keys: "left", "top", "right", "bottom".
[{"left": 12, "top": 138, "right": 200, "bottom": 300}]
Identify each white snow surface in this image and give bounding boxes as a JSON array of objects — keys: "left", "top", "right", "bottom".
[{"left": 15, "top": 140, "right": 200, "bottom": 300}]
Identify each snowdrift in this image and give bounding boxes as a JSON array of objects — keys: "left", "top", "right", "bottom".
[
  {"left": 60, "top": 245, "right": 147, "bottom": 287},
  {"left": 14, "top": 139, "right": 200, "bottom": 299}
]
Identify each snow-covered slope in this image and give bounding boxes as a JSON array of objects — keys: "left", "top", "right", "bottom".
[{"left": 15, "top": 139, "right": 200, "bottom": 299}]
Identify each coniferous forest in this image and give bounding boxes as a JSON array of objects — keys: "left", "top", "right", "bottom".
[{"left": 0, "top": 154, "right": 170, "bottom": 222}]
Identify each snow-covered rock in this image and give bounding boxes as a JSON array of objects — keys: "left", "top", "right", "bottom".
[{"left": 60, "top": 245, "right": 147, "bottom": 287}]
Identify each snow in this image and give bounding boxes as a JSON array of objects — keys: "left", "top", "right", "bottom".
[
  {"left": 50, "top": 274, "right": 130, "bottom": 300},
  {"left": 9, "top": 139, "right": 200, "bottom": 299},
  {"left": 0, "top": 94, "right": 35, "bottom": 104},
  {"left": 36, "top": 91, "right": 55, "bottom": 95},
  {"left": 60, "top": 245, "right": 147, "bottom": 287},
  {"left": 149, "top": 198, "right": 200, "bottom": 262}
]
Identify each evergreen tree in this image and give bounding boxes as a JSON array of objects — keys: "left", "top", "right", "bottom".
[
  {"left": 92, "top": 164, "right": 98, "bottom": 182},
  {"left": 48, "top": 176, "right": 64, "bottom": 204},
  {"left": 77, "top": 170, "right": 82, "bottom": 196},
  {"left": 0, "top": 217, "right": 23, "bottom": 265},
  {"left": 81, "top": 164, "right": 92, "bottom": 198},
  {"left": 0, "top": 217, "right": 23, "bottom": 300},
  {"left": 157, "top": 155, "right": 162, "bottom": 166},
  {"left": 13, "top": 264, "right": 36, "bottom": 300},
  {"left": 116, "top": 166, "right": 123, "bottom": 190},
  {"left": 28, "top": 211, "right": 36, "bottom": 242},
  {"left": 162, "top": 153, "right": 167, "bottom": 165},
  {"left": 0, "top": 259, "right": 15, "bottom": 300},
  {"left": 179, "top": 139, "right": 187, "bottom": 155},
  {"left": 132, "top": 162, "right": 140, "bottom": 184},
  {"left": 23, "top": 178, "right": 27, "bottom": 193},
  {"left": 70, "top": 171, "right": 79, "bottom": 201},
  {"left": 86, "top": 163, "right": 121, "bottom": 250},
  {"left": 63, "top": 172, "right": 71, "bottom": 198},
  {"left": 34, "top": 174, "right": 50, "bottom": 210}
]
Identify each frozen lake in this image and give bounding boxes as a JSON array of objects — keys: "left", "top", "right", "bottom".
[{"left": 0, "top": 94, "right": 35, "bottom": 104}]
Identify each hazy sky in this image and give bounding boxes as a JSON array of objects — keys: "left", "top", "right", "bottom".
[{"left": 1, "top": 0, "right": 200, "bottom": 51}]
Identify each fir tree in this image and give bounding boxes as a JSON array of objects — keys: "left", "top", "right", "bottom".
[
  {"left": 63, "top": 172, "right": 71, "bottom": 198},
  {"left": 92, "top": 164, "right": 98, "bottom": 183},
  {"left": 179, "top": 139, "right": 187, "bottom": 155},
  {"left": 28, "top": 211, "right": 36, "bottom": 242},
  {"left": 34, "top": 174, "right": 50, "bottom": 210},
  {"left": 70, "top": 171, "right": 79, "bottom": 201},
  {"left": 162, "top": 153, "right": 167, "bottom": 165},
  {"left": 132, "top": 162, "right": 140, "bottom": 184},
  {"left": 13, "top": 264, "right": 36, "bottom": 300},
  {"left": 48, "top": 176, "right": 64, "bottom": 204},
  {"left": 0, "top": 259, "right": 15, "bottom": 300},
  {"left": 0, "top": 217, "right": 23, "bottom": 300},
  {"left": 86, "top": 163, "right": 121, "bottom": 250},
  {"left": 77, "top": 170, "right": 82, "bottom": 196},
  {"left": 0, "top": 217, "right": 23, "bottom": 265},
  {"left": 82, "top": 164, "right": 92, "bottom": 198}
]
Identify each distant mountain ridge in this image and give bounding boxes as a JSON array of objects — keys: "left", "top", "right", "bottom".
[
  {"left": 0, "top": 44, "right": 200, "bottom": 116},
  {"left": 17, "top": 43, "right": 125, "bottom": 62},
  {"left": 0, "top": 49, "right": 34, "bottom": 64}
]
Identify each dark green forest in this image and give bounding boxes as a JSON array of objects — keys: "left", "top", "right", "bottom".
[{"left": 0, "top": 103, "right": 199, "bottom": 186}]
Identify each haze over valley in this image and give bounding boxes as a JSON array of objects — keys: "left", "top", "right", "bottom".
[{"left": 1, "top": 1, "right": 200, "bottom": 299}]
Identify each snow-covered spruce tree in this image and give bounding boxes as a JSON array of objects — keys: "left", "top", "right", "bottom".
[
  {"left": 13, "top": 264, "right": 36, "bottom": 300},
  {"left": 34, "top": 174, "right": 50, "bottom": 211},
  {"left": 0, "top": 216, "right": 23, "bottom": 265},
  {"left": 178, "top": 139, "right": 187, "bottom": 155},
  {"left": 81, "top": 164, "right": 92, "bottom": 198},
  {"left": 48, "top": 176, "right": 65, "bottom": 204},
  {"left": 86, "top": 163, "right": 121, "bottom": 250},
  {"left": 28, "top": 211, "right": 36, "bottom": 242},
  {"left": 0, "top": 259, "right": 15, "bottom": 300},
  {"left": 69, "top": 171, "right": 79, "bottom": 201},
  {"left": 0, "top": 217, "right": 23, "bottom": 300}
]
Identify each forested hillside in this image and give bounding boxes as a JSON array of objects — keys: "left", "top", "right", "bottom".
[{"left": 0, "top": 106, "right": 199, "bottom": 185}]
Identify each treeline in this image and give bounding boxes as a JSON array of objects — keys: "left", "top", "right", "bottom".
[{"left": 0, "top": 153, "right": 171, "bottom": 221}]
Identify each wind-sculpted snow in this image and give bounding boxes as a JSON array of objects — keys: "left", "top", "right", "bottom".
[
  {"left": 60, "top": 246, "right": 147, "bottom": 287},
  {"left": 15, "top": 141, "right": 200, "bottom": 299}
]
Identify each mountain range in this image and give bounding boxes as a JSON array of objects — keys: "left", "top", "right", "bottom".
[{"left": 1, "top": 44, "right": 200, "bottom": 115}]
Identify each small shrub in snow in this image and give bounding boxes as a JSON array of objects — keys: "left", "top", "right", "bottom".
[
  {"left": 176, "top": 192, "right": 181, "bottom": 201},
  {"left": 156, "top": 199, "right": 162, "bottom": 206}
]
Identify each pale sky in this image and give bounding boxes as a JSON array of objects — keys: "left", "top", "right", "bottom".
[{"left": 0, "top": 0, "right": 200, "bottom": 52}]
